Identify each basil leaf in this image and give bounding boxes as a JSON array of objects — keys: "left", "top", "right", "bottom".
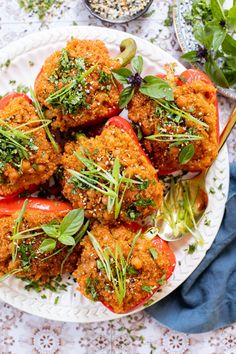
[
  {"left": 204, "top": 56, "right": 229, "bottom": 88},
  {"left": 179, "top": 144, "right": 195, "bottom": 165},
  {"left": 210, "top": 0, "right": 225, "bottom": 21},
  {"left": 59, "top": 208, "right": 84, "bottom": 237},
  {"left": 210, "top": 25, "right": 226, "bottom": 51},
  {"left": 41, "top": 224, "right": 59, "bottom": 238},
  {"left": 38, "top": 238, "right": 56, "bottom": 253},
  {"left": 58, "top": 234, "right": 76, "bottom": 246},
  {"left": 223, "top": 56, "right": 236, "bottom": 87},
  {"left": 222, "top": 34, "right": 236, "bottom": 55},
  {"left": 119, "top": 86, "right": 134, "bottom": 108},
  {"left": 140, "top": 76, "right": 174, "bottom": 101},
  {"left": 227, "top": 6, "right": 236, "bottom": 29},
  {"left": 181, "top": 51, "right": 198, "bottom": 63},
  {"left": 193, "top": 25, "right": 213, "bottom": 50},
  {"left": 131, "top": 56, "right": 144, "bottom": 74},
  {"left": 112, "top": 68, "right": 131, "bottom": 85}
]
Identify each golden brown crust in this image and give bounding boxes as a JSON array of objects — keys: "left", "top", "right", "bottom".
[
  {"left": 62, "top": 125, "right": 163, "bottom": 223},
  {"left": 34, "top": 39, "right": 121, "bottom": 131},
  {"left": 0, "top": 210, "right": 80, "bottom": 282},
  {"left": 73, "top": 222, "right": 170, "bottom": 313},
  {"left": 128, "top": 80, "right": 218, "bottom": 171},
  {"left": 0, "top": 96, "right": 60, "bottom": 196}
]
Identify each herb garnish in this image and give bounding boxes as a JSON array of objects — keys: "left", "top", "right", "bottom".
[
  {"left": 182, "top": 0, "right": 236, "bottom": 88},
  {"left": 156, "top": 178, "right": 204, "bottom": 246},
  {"left": 88, "top": 229, "right": 141, "bottom": 304},
  {"left": 46, "top": 49, "right": 98, "bottom": 115},
  {"left": 68, "top": 152, "right": 146, "bottom": 219},
  {"left": 9, "top": 201, "right": 88, "bottom": 276},
  {"left": 30, "top": 88, "right": 59, "bottom": 152},
  {"left": 113, "top": 55, "right": 173, "bottom": 108},
  {"left": 0, "top": 119, "right": 42, "bottom": 175}
]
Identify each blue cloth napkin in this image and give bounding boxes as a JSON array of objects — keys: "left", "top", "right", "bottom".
[{"left": 146, "top": 163, "right": 236, "bottom": 334}]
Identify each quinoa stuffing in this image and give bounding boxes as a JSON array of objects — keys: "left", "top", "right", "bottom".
[
  {"left": 128, "top": 80, "right": 218, "bottom": 172},
  {"left": 73, "top": 222, "right": 175, "bottom": 313},
  {"left": 0, "top": 94, "right": 59, "bottom": 196},
  {"left": 62, "top": 122, "right": 163, "bottom": 222},
  {"left": 34, "top": 39, "right": 121, "bottom": 131}
]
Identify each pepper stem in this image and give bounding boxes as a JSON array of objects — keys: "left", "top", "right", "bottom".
[{"left": 115, "top": 38, "right": 137, "bottom": 67}]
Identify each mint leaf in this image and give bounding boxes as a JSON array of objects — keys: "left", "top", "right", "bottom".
[
  {"left": 41, "top": 224, "right": 59, "bottom": 238},
  {"left": 140, "top": 76, "right": 174, "bottom": 101},
  {"left": 39, "top": 238, "right": 56, "bottom": 253}
]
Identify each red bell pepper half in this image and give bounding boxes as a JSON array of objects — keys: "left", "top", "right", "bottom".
[
  {"left": 158, "top": 69, "right": 220, "bottom": 175},
  {"left": 0, "top": 198, "right": 72, "bottom": 217},
  {"left": 0, "top": 92, "right": 32, "bottom": 110},
  {"left": 0, "top": 93, "right": 37, "bottom": 199},
  {"left": 101, "top": 222, "right": 176, "bottom": 314},
  {"left": 104, "top": 116, "right": 154, "bottom": 168}
]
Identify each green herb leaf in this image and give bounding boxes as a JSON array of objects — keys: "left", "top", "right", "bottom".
[
  {"left": 210, "top": 0, "right": 225, "bottom": 21},
  {"left": 140, "top": 76, "right": 174, "bottom": 101},
  {"left": 131, "top": 56, "right": 144, "bottom": 74},
  {"left": 227, "top": 6, "right": 236, "bottom": 28},
  {"left": 179, "top": 144, "right": 195, "bottom": 165},
  {"left": 41, "top": 224, "right": 59, "bottom": 238},
  {"left": 187, "top": 243, "right": 197, "bottom": 254},
  {"left": 181, "top": 51, "right": 199, "bottom": 63},
  {"left": 204, "top": 55, "right": 229, "bottom": 88},
  {"left": 222, "top": 33, "right": 236, "bottom": 55},
  {"left": 58, "top": 234, "right": 76, "bottom": 246},
  {"left": 210, "top": 24, "right": 226, "bottom": 51},
  {"left": 141, "top": 285, "right": 154, "bottom": 293},
  {"left": 119, "top": 86, "right": 134, "bottom": 108},
  {"left": 59, "top": 209, "right": 84, "bottom": 237},
  {"left": 38, "top": 238, "right": 56, "bottom": 253},
  {"left": 112, "top": 68, "right": 131, "bottom": 84},
  {"left": 149, "top": 248, "right": 158, "bottom": 260}
]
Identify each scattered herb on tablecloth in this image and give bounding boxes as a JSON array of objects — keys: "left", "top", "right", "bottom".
[{"left": 18, "top": 0, "right": 63, "bottom": 21}]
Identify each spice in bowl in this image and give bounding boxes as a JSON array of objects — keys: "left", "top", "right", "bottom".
[{"left": 85, "top": 0, "right": 153, "bottom": 23}]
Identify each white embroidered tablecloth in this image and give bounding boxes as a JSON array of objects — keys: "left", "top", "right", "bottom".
[{"left": 0, "top": 1, "right": 236, "bottom": 353}]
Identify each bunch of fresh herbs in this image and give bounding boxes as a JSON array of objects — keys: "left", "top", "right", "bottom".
[{"left": 182, "top": 0, "right": 236, "bottom": 88}]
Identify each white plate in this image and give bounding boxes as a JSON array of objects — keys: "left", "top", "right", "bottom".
[
  {"left": 173, "top": 0, "right": 236, "bottom": 100},
  {"left": 0, "top": 26, "right": 229, "bottom": 323}
]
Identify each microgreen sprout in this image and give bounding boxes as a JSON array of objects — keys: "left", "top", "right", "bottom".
[
  {"left": 30, "top": 88, "right": 59, "bottom": 152},
  {"left": 156, "top": 178, "right": 204, "bottom": 246}
]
